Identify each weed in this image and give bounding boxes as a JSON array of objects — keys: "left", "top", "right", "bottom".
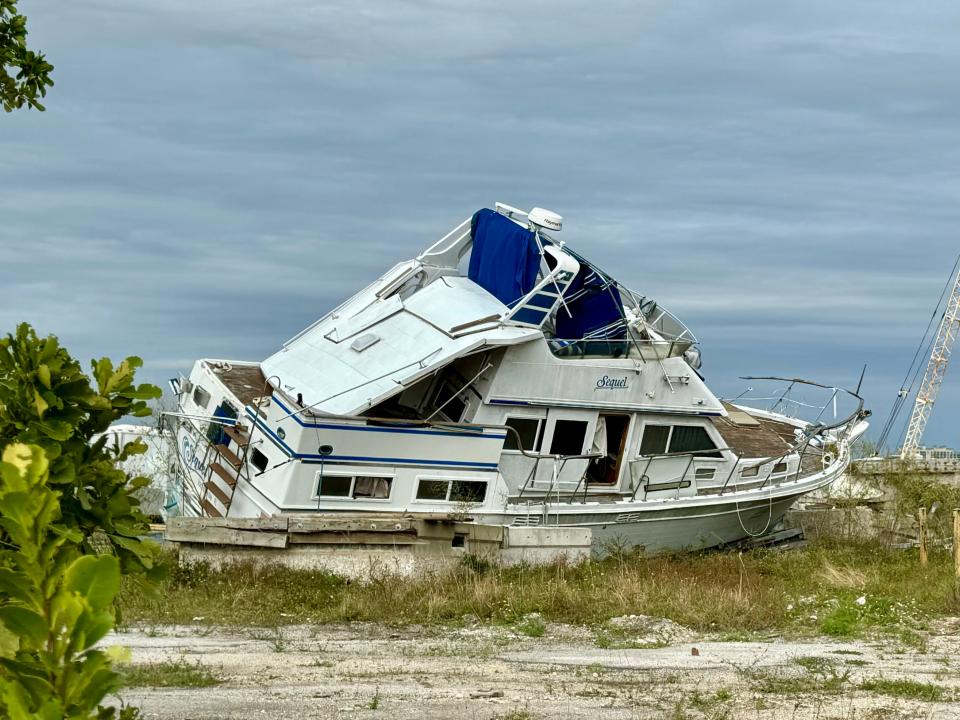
[
  {"left": 367, "top": 687, "right": 381, "bottom": 710},
  {"left": 492, "top": 708, "right": 534, "bottom": 720},
  {"left": 121, "top": 658, "right": 220, "bottom": 688},
  {"left": 513, "top": 613, "right": 546, "bottom": 638},
  {"left": 744, "top": 663, "right": 850, "bottom": 696},
  {"left": 120, "top": 539, "right": 960, "bottom": 637},
  {"left": 860, "top": 677, "right": 947, "bottom": 701}
]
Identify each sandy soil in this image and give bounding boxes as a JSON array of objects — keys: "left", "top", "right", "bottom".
[{"left": 112, "top": 620, "right": 960, "bottom": 719}]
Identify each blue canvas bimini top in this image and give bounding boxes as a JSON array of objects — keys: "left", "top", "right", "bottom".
[{"left": 467, "top": 208, "right": 540, "bottom": 306}]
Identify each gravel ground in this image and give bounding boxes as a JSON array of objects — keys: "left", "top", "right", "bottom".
[{"left": 111, "top": 621, "right": 960, "bottom": 719}]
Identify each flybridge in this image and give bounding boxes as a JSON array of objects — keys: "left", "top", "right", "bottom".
[{"left": 261, "top": 204, "right": 700, "bottom": 415}]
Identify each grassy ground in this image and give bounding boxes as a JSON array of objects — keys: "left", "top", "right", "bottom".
[
  {"left": 118, "top": 538, "right": 960, "bottom": 639},
  {"left": 121, "top": 658, "right": 221, "bottom": 688}
]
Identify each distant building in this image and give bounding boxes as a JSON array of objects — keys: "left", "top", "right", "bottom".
[{"left": 917, "top": 446, "right": 960, "bottom": 461}]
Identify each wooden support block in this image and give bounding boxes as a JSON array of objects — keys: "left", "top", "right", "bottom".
[
  {"left": 286, "top": 531, "right": 420, "bottom": 545},
  {"left": 166, "top": 524, "right": 289, "bottom": 549},
  {"left": 919, "top": 507, "right": 928, "bottom": 567},
  {"left": 953, "top": 509, "right": 960, "bottom": 586},
  {"left": 287, "top": 517, "right": 418, "bottom": 534}
]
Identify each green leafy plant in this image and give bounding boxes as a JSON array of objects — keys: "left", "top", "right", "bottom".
[
  {"left": 0, "top": 0, "right": 53, "bottom": 111},
  {"left": 0, "top": 443, "right": 133, "bottom": 718},
  {"left": 0, "top": 323, "right": 163, "bottom": 582}
]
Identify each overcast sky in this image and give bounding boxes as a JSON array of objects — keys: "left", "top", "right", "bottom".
[{"left": 3, "top": 1, "right": 960, "bottom": 448}]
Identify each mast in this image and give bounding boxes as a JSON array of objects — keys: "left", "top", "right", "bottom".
[{"left": 901, "top": 262, "right": 960, "bottom": 458}]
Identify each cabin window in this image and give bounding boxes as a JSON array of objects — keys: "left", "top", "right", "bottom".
[
  {"left": 639, "top": 425, "right": 670, "bottom": 455},
  {"left": 317, "top": 475, "right": 351, "bottom": 497},
  {"left": 668, "top": 426, "right": 722, "bottom": 458},
  {"left": 695, "top": 467, "right": 716, "bottom": 481},
  {"left": 772, "top": 462, "right": 788, "bottom": 475},
  {"left": 638, "top": 423, "right": 721, "bottom": 458},
  {"left": 192, "top": 385, "right": 211, "bottom": 409},
  {"left": 316, "top": 474, "right": 393, "bottom": 499},
  {"left": 205, "top": 401, "right": 239, "bottom": 445},
  {"left": 503, "top": 417, "right": 544, "bottom": 451},
  {"left": 416, "top": 479, "right": 450, "bottom": 500},
  {"left": 450, "top": 480, "right": 486, "bottom": 503},
  {"left": 415, "top": 478, "right": 488, "bottom": 503},
  {"left": 432, "top": 379, "right": 467, "bottom": 422},
  {"left": 549, "top": 420, "right": 588, "bottom": 455},
  {"left": 251, "top": 448, "right": 269, "bottom": 473},
  {"left": 740, "top": 466, "right": 759, "bottom": 478}
]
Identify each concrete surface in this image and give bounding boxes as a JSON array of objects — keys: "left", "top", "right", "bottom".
[{"left": 110, "top": 621, "right": 960, "bottom": 719}]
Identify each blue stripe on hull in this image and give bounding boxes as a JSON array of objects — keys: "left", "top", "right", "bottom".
[{"left": 246, "top": 409, "right": 499, "bottom": 470}]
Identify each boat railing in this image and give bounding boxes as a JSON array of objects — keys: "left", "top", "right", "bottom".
[
  {"left": 547, "top": 338, "right": 695, "bottom": 361},
  {"left": 623, "top": 378, "right": 868, "bottom": 501}
]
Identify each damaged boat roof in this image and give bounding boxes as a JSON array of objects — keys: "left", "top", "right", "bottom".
[{"left": 261, "top": 274, "right": 541, "bottom": 416}]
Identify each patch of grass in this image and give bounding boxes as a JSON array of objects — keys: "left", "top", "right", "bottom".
[
  {"left": 744, "top": 663, "right": 850, "bottom": 696},
  {"left": 820, "top": 602, "right": 861, "bottom": 636},
  {"left": 367, "top": 687, "right": 381, "bottom": 710},
  {"left": 593, "top": 626, "right": 668, "bottom": 649},
  {"left": 492, "top": 709, "right": 534, "bottom": 720},
  {"left": 860, "top": 677, "right": 947, "bottom": 701},
  {"left": 513, "top": 613, "right": 546, "bottom": 637},
  {"left": 792, "top": 655, "right": 837, "bottom": 673},
  {"left": 119, "top": 538, "right": 960, "bottom": 636},
  {"left": 122, "top": 658, "right": 220, "bottom": 688}
]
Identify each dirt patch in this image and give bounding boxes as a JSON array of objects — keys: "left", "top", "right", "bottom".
[{"left": 111, "top": 623, "right": 960, "bottom": 719}]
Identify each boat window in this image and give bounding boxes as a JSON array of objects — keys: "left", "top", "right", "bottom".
[
  {"left": 639, "top": 425, "right": 670, "bottom": 456},
  {"left": 432, "top": 379, "right": 467, "bottom": 422},
  {"left": 251, "top": 448, "right": 269, "bottom": 473},
  {"left": 415, "top": 478, "right": 487, "bottom": 503},
  {"left": 206, "top": 401, "right": 239, "bottom": 445},
  {"left": 416, "top": 479, "right": 450, "bottom": 500},
  {"left": 450, "top": 480, "right": 487, "bottom": 503},
  {"left": 741, "top": 466, "right": 759, "bottom": 478},
  {"left": 192, "top": 385, "right": 211, "bottom": 409},
  {"left": 772, "top": 461, "right": 788, "bottom": 475},
  {"left": 317, "top": 475, "right": 351, "bottom": 497},
  {"left": 503, "top": 417, "right": 543, "bottom": 451},
  {"left": 549, "top": 419, "right": 589, "bottom": 455},
  {"left": 668, "top": 426, "right": 722, "bottom": 458},
  {"left": 317, "top": 474, "right": 393, "bottom": 499},
  {"left": 695, "top": 467, "right": 716, "bottom": 481},
  {"left": 353, "top": 475, "right": 392, "bottom": 499}
]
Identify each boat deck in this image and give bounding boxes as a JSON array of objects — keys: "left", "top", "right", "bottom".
[
  {"left": 712, "top": 405, "right": 823, "bottom": 476},
  {"left": 210, "top": 362, "right": 272, "bottom": 407}
]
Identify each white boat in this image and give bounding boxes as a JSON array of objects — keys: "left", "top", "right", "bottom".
[{"left": 163, "top": 203, "right": 869, "bottom": 554}]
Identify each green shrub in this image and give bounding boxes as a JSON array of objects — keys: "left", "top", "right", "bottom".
[{"left": 0, "top": 444, "right": 133, "bottom": 718}]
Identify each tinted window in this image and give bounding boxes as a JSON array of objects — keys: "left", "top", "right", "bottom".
[
  {"left": 251, "top": 448, "right": 268, "bottom": 473},
  {"left": 639, "top": 425, "right": 670, "bottom": 456},
  {"left": 549, "top": 420, "right": 588, "bottom": 455},
  {"left": 416, "top": 479, "right": 449, "bottom": 500},
  {"left": 450, "top": 480, "right": 487, "bottom": 503},
  {"left": 318, "top": 475, "right": 351, "bottom": 497},
  {"left": 504, "top": 418, "right": 541, "bottom": 451},
  {"left": 668, "top": 426, "right": 721, "bottom": 458}
]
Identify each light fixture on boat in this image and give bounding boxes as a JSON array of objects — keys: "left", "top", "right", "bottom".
[{"left": 528, "top": 207, "right": 562, "bottom": 232}]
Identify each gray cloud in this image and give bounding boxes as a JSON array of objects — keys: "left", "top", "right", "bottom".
[{"left": 2, "top": 0, "right": 960, "bottom": 448}]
